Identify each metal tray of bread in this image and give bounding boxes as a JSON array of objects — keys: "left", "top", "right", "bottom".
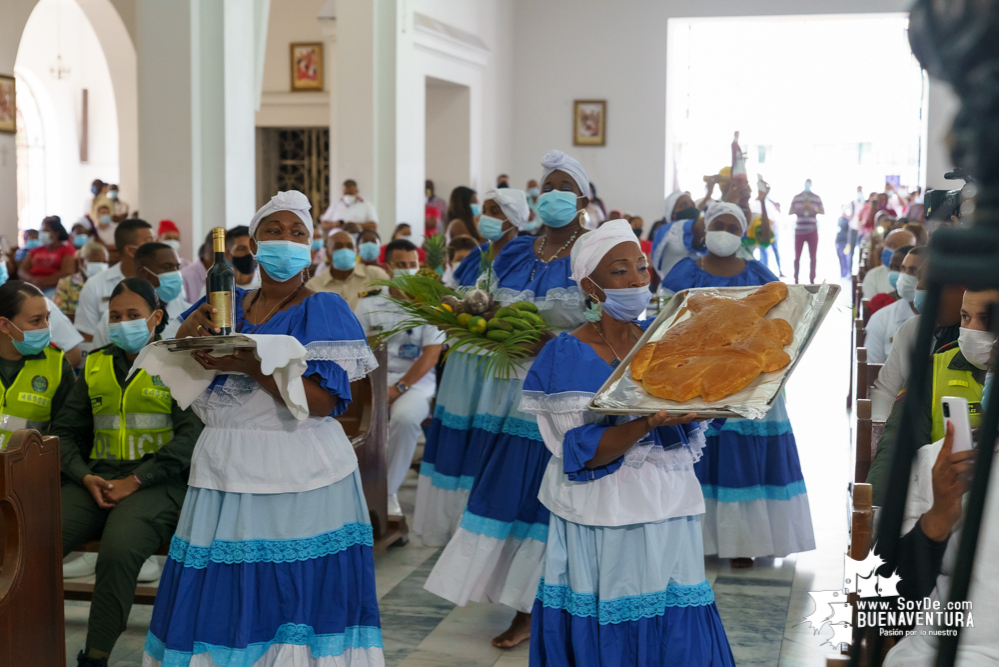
[{"left": 588, "top": 283, "right": 839, "bottom": 419}]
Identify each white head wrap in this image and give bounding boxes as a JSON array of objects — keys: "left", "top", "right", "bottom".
[
  {"left": 704, "top": 201, "right": 747, "bottom": 234},
  {"left": 249, "top": 190, "right": 314, "bottom": 238},
  {"left": 483, "top": 188, "right": 531, "bottom": 230},
  {"left": 540, "top": 150, "right": 591, "bottom": 200},
  {"left": 570, "top": 220, "right": 640, "bottom": 285},
  {"left": 663, "top": 190, "right": 691, "bottom": 221}
]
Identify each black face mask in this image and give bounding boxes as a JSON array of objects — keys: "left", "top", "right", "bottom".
[
  {"left": 673, "top": 206, "right": 700, "bottom": 222},
  {"left": 633, "top": 227, "right": 642, "bottom": 238},
  {"left": 231, "top": 253, "right": 255, "bottom": 275}
]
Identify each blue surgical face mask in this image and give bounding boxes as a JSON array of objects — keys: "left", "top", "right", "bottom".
[
  {"left": 311, "top": 238, "right": 324, "bottom": 251},
  {"left": 913, "top": 289, "right": 928, "bottom": 314},
  {"left": 154, "top": 270, "right": 184, "bottom": 303},
  {"left": 881, "top": 248, "right": 894, "bottom": 268},
  {"left": 91, "top": 184, "right": 100, "bottom": 195},
  {"left": 477, "top": 215, "right": 510, "bottom": 242},
  {"left": 38, "top": 232, "right": 51, "bottom": 245},
  {"left": 109, "top": 316, "right": 154, "bottom": 354},
  {"left": 100, "top": 214, "right": 112, "bottom": 226},
  {"left": 0, "top": 261, "right": 7, "bottom": 286},
  {"left": 394, "top": 267, "right": 419, "bottom": 277},
  {"left": 7, "top": 321, "right": 51, "bottom": 356},
  {"left": 332, "top": 247, "right": 357, "bottom": 271},
  {"left": 528, "top": 187, "right": 540, "bottom": 198},
  {"left": 358, "top": 241, "right": 380, "bottom": 262},
  {"left": 73, "top": 234, "right": 89, "bottom": 248},
  {"left": 24, "top": 239, "right": 42, "bottom": 250},
  {"left": 254, "top": 240, "right": 312, "bottom": 282},
  {"left": 804, "top": 181, "right": 812, "bottom": 192},
  {"left": 537, "top": 190, "right": 581, "bottom": 228},
  {"left": 888, "top": 270, "right": 900, "bottom": 289},
  {"left": 470, "top": 203, "right": 481, "bottom": 217},
  {"left": 588, "top": 279, "right": 652, "bottom": 322}
]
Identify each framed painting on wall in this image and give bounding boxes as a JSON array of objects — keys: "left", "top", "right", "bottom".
[
  {"left": 0, "top": 75, "right": 15, "bottom": 134},
  {"left": 290, "top": 42, "right": 324, "bottom": 91},
  {"left": 573, "top": 100, "right": 606, "bottom": 146}
]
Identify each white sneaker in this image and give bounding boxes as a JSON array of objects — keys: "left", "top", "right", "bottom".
[
  {"left": 387, "top": 493, "right": 402, "bottom": 516},
  {"left": 63, "top": 552, "right": 98, "bottom": 579},
  {"left": 137, "top": 556, "right": 162, "bottom": 583}
]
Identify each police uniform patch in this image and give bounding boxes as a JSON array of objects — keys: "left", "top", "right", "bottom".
[
  {"left": 151, "top": 375, "right": 166, "bottom": 387},
  {"left": 31, "top": 375, "right": 48, "bottom": 393},
  {"left": 360, "top": 288, "right": 382, "bottom": 298}
]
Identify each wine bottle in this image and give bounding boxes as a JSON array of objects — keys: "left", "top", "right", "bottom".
[{"left": 205, "top": 227, "right": 235, "bottom": 335}]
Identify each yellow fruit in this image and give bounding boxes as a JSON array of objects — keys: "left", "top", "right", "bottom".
[
  {"left": 487, "top": 318, "right": 513, "bottom": 331},
  {"left": 440, "top": 303, "right": 453, "bottom": 313},
  {"left": 486, "top": 329, "right": 512, "bottom": 342},
  {"left": 510, "top": 301, "right": 539, "bottom": 313},
  {"left": 457, "top": 313, "right": 472, "bottom": 327},
  {"left": 504, "top": 317, "right": 531, "bottom": 331},
  {"left": 467, "top": 316, "right": 487, "bottom": 334}
]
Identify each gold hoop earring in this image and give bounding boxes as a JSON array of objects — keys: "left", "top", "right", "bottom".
[{"left": 578, "top": 210, "right": 586, "bottom": 228}]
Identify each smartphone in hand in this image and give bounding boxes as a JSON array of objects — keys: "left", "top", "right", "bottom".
[{"left": 942, "top": 396, "right": 974, "bottom": 452}]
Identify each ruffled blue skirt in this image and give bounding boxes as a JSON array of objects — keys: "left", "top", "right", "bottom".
[
  {"left": 143, "top": 470, "right": 383, "bottom": 667},
  {"left": 531, "top": 513, "right": 734, "bottom": 667},
  {"left": 422, "top": 359, "right": 551, "bottom": 613},
  {"left": 695, "top": 396, "right": 815, "bottom": 558}
]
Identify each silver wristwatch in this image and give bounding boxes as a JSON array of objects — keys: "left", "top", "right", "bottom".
[{"left": 394, "top": 381, "right": 410, "bottom": 394}]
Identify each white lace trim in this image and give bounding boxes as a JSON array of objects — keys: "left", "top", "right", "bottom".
[
  {"left": 493, "top": 286, "right": 584, "bottom": 310},
  {"left": 621, "top": 421, "right": 707, "bottom": 472},
  {"left": 304, "top": 340, "right": 379, "bottom": 382},
  {"left": 520, "top": 390, "right": 594, "bottom": 415}
]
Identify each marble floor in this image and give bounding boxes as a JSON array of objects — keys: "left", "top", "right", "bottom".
[{"left": 64, "top": 281, "right": 854, "bottom": 667}]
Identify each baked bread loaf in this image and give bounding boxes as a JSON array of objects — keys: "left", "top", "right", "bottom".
[{"left": 631, "top": 282, "right": 792, "bottom": 402}]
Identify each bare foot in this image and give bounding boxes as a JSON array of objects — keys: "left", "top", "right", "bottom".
[
  {"left": 492, "top": 611, "right": 531, "bottom": 648},
  {"left": 730, "top": 557, "right": 754, "bottom": 568}
]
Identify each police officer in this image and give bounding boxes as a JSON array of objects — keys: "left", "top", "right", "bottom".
[
  {"left": 355, "top": 238, "right": 444, "bottom": 516},
  {"left": 52, "top": 278, "right": 203, "bottom": 667},
  {"left": 0, "top": 280, "right": 76, "bottom": 449}
]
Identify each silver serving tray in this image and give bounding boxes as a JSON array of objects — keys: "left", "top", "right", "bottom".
[
  {"left": 588, "top": 283, "right": 839, "bottom": 418},
  {"left": 157, "top": 334, "right": 255, "bottom": 354}
]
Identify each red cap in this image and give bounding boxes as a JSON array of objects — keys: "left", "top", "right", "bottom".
[
  {"left": 158, "top": 219, "right": 180, "bottom": 235},
  {"left": 425, "top": 206, "right": 441, "bottom": 220}
]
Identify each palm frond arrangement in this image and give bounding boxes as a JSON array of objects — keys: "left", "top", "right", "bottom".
[{"left": 372, "top": 273, "right": 548, "bottom": 379}]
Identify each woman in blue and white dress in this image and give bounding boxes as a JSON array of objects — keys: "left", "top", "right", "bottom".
[
  {"left": 522, "top": 220, "right": 734, "bottom": 666},
  {"left": 143, "top": 191, "right": 383, "bottom": 667},
  {"left": 422, "top": 150, "right": 590, "bottom": 648},
  {"left": 414, "top": 189, "right": 532, "bottom": 546},
  {"left": 651, "top": 189, "right": 706, "bottom": 283},
  {"left": 660, "top": 201, "right": 815, "bottom": 568}
]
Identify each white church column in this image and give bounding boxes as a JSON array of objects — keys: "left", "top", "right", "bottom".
[
  {"left": 334, "top": 0, "right": 397, "bottom": 236},
  {"left": 135, "top": 0, "right": 262, "bottom": 260}
]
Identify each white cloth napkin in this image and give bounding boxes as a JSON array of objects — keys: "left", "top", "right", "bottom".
[{"left": 130, "top": 334, "right": 311, "bottom": 420}]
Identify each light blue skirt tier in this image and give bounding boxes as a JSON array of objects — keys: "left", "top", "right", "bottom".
[
  {"left": 696, "top": 395, "right": 815, "bottom": 559},
  {"left": 143, "top": 470, "right": 383, "bottom": 667},
  {"left": 531, "top": 513, "right": 735, "bottom": 666},
  {"left": 422, "top": 358, "right": 551, "bottom": 614}
]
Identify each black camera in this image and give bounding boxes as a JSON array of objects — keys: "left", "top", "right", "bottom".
[{"left": 925, "top": 168, "right": 975, "bottom": 221}]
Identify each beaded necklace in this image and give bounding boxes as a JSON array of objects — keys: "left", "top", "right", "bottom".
[{"left": 529, "top": 229, "right": 580, "bottom": 282}]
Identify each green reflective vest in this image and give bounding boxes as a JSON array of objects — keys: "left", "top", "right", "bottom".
[
  {"left": 930, "top": 346, "right": 984, "bottom": 442},
  {"left": 0, "top": 346, "right": 64, "bottom": 449},
  {"left": 86, "top": 349, "right": 173, "bottom": 461}
]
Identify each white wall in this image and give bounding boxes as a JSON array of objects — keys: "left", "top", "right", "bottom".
[
  {"left": 512, "top": 0, "right": 961, "bottom": 224},
  {"left": 425, "top": 77, "right": 470, "bottom": 202},
  {"left": 15, "top": 0, "right": 120, "bottom": 227},
  {"left": 256, "top": 0, "right": 330, "bottom": 127}
]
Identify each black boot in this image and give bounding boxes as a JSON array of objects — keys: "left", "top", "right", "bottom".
[{"left": 76, "top": 651, "right": 109, "bottom": 667}]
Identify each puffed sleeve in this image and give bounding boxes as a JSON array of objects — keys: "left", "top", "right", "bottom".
[{"left": 300, "top": 293, "right": 379, "bottom": 417}]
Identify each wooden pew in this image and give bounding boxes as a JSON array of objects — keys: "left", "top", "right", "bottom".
[
  {"left": 855, "top": 348, "right": 883, "bottom": 402},
  {"left": 848, "top": 318, "right": 866, "bottom": 410},
  {"left": 0, "top": 431, "right": 66, "bottom": 666},
  {"left": 339, "top": 343, "right": 409, "bottom": 556}
]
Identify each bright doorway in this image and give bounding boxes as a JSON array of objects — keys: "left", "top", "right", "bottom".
[
  {"left": 666, "top": 14, "right": 926, "bottom": 282},
  {"left": 425, "top": 76, "right": 471, "bottom": 218}
]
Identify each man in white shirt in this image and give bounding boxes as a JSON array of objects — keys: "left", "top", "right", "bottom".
[
  {"left": 865, "top": 247, "right": 925, "bottom": 364},
  {"left": 320, "top": 179, "right": 379, "bottom": 230},
  {"left": 91, "top": 243, "right": 190, "bottom": 347},
  {"left": 354, "top": 238, "right": 444, "bottom": 516},
  {"left": 74, "top": 219, "right": 154, "bottom": 342},
  {"left": 862, "top": 228, "right": 916, "bottom": 299}
]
